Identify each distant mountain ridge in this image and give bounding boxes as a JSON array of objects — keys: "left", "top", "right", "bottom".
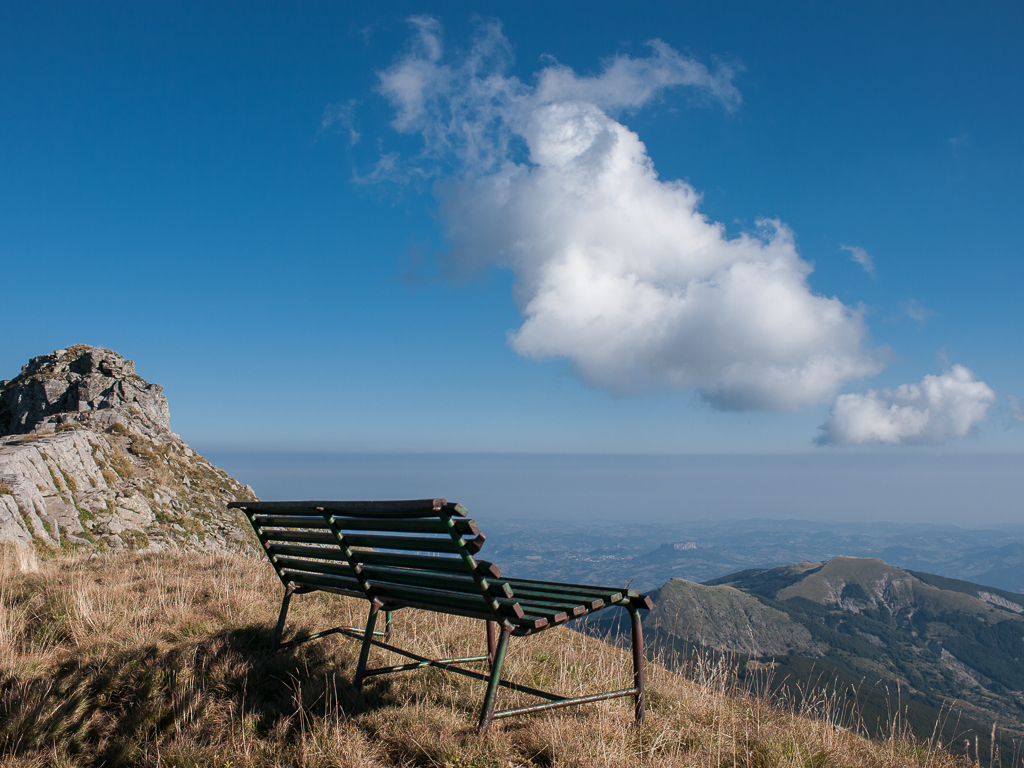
[{"left": 636, "top": 556, "right": 1024, "bottom": 741}]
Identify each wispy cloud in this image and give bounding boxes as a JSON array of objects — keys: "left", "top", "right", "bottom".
[
  {"left": 371, "top": 18, "right": 879, "bottom": 411},
  {"left": 840, "top": 244, "right": 875, "bottom": 276},
  {"left": 320, "top": 99, "right": 361, "bottom": 145},
  {"left": 901, "top": 298, "right": 936, "bottom": 325},
  {"left": 816, "top": 365, "right": 994, "bottom": 445}
]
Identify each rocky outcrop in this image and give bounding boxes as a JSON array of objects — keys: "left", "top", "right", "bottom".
[
  {"left": 0, "top": 346, "right": 257, "bottom": 554},
  {"left": 0, "top": 345, "right": 170, "bottom": 437}
]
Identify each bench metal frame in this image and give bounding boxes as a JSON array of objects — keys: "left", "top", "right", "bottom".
[{"left": 230, "top": 498, "right": 652, "bottom": 734}]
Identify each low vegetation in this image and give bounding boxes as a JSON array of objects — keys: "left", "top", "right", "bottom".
[{"left": 0, "top": 548, "right": 989, "bottom": 768}]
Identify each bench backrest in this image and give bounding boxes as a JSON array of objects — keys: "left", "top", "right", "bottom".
[{"left": 229, "top": 499, "right": 527, "bottom": 625}]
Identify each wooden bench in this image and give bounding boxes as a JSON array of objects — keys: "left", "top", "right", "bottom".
[{"left": 228, "top": 498, "right": 654, "bottom": 733}]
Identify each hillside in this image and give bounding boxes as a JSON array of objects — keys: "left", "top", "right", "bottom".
[
  {"left": 0, "top": 345, "right": 257, "bottom": 554},
  {"left": 0, "top": 548, "right": 975, "bottom": 768},
  {"left": 629, "top": 557, "right": 1024, "bottom": 756}
]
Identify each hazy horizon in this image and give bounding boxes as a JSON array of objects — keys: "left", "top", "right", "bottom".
[{"left": 203, "top": 450, "right": 1024, "bottom": 528}]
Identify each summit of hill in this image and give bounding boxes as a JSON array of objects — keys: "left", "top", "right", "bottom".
[{"left": 0, "top": 345, "right": 257, "bottom": 554}]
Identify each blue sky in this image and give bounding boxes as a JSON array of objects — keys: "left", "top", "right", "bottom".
[{"left": 2, "top": 2, "right": 1022, "bottom": 462}]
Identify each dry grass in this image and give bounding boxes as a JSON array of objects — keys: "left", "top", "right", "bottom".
[{"left": 0, "top": 547, "right": 975, "bottom": 768}]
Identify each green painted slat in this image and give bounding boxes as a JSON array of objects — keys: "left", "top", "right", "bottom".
[
  {"left": 344, "top": 533, "right": 462, "bottom": 554},
  {"left": 288, "top": 581, "right": 367, "bottom": 599},
  {"left": 328, "top": 518, "right": 480, "bottom": 536},
  {"left": 253, "top": 515, "right": 329, "bottom": 529},
  {"left": 356, "top": 551, "right": 501, "bottom": 579},
  {"left": 276, "top": 557, "right": 355, "bottom": 579},
  {"left": 507, "top": 600, "right": 571, "bottom": 622},
  {"left": 267, "top": 544, "right": 350, "bottom": 561},
  {"left": 370, "top": 582, "right": 521, "bottom": 619},
  {"left": 231, "top": 499, "right": 447, "bottom": 516},
  {"left": 362, "top": 566, "right": 513, "bottom": 598},
  {"left": 264, "top": 530, "right": 337, "bottom": 546},
  {"left": 504, "top": 586, "right": 604, "bottom": 611},
  {"left": 505, "top": 577, "right": 638, "bottom": 599},
  {"left": 284, "top": 571, "right": 363, "bottom": 595},
  {"left": 377, "top": 596, "right": 496, "bottom": 624},
  {"left": 512, "top": 603, "right": 567, "bottom": 622}
]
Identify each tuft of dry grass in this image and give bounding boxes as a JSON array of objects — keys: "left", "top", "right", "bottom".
[{"left": 0, "top": 547, "right": 976, "bottom": 768}]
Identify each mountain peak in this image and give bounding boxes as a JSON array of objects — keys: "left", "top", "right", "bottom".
[{"left": 0, "top": 345, "right": 170, "bottom": 437}]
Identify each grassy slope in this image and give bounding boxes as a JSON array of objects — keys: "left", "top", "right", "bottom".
[{"left": 0, "top": 548, "right": 975, "bottom": 768}]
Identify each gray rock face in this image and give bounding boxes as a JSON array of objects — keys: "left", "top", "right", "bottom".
[
  {"left": 0, "top": 345, "right": 170, "bottom": 437},
  {"left": 0, "top": 346, "right": 258, "bottom": 555}
]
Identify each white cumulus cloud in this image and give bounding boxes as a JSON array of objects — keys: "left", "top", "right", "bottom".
[
  {"left": 816, "top": 365, "right": 995, "bottom": 445},
  {"left": 375, "top": 18, "right": 879, "bottom": 410}
]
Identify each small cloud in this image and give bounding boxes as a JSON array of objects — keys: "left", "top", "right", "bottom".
[
  {"left": 321, "top": 99, "right": 361, "bottom": 145},
  {"left": 901, "top": 298, "right": 936, "bottom": 325},
  {"left": 840, "top": 244, "right": 875, "bottom": 276},
  {"left": 816, "top": 365, "right": 995, "bottom": 446},
  {"left": 359, "top": 22, "right": 379, "bottom": 45},
  {"left": 997, "top": 393, "right": 1024, "bottom": 428},
  {"left": 948, "top": 132, "right": 970, "bottom": 147}
]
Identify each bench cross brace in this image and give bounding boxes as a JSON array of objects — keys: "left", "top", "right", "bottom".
[{"left": 347, "top": 604, "right": 647, "bottom": 734}]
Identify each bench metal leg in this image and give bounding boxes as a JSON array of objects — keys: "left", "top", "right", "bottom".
[
  {"left": 477, "top": 625, "right": 511, "bottom": 735},
  {"left": 486, "top": 620, "right": 497, "bottom": 666},
  {"left": 353, "top": 604, "right": 380, "bottom": 690},
  {"left": 271, "top": 585, "right": 295, "bottom": 654},
  {"left": 629, "top": 604, "right": 646, "bottom": 726}
]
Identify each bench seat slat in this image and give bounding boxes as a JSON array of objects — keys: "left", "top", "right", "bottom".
[
  {"left": 344, "top": 533, "right": 463, "bottom": 553},
  {"left": 284, "top": 572, "right": 364, "bottom": 597},
  {"left": 263, "top": 531, "right": 474, "bottom": 556},
  {"left": 354, "top": 551, "right": 501, "bottom": 578},
  {"left": 328, "top": 518, "right": 479, "bottom": 536},
  {"left": 264, "top": 531, "right": 339, "bottom": 546},
  {"left": 253, "top": 515, "right": 330, "bottom": 529},
  {"left": 371, "top": 582, "right": 522, "bottom": 619},
  {"left": 278, "top": 559, "right": 513, "bottom": 599},
  {"left": 508, "top": 599, "right": 580, "bottom": 621},
  {"left": 231, "top": 499, "right": 452, "bottom": 517},
  {"left": 514, "top": 605, "right": 569, "bottom": 623},
  {"left": 362, "top": 566, "right": 513, "bottom": 599},
  {"left": 504, "top": 586, "right": 605, "bottom": 611},
  {"left": 267, "top": 544, "right": 350, "bottom": 561},
  {"left": 504, "top": 577, "right": 639, "bottom": 599},
  {"left": 276, "top": 557, "right": 355, "bottom": 578},
  {"left": 256, "top": 515, "right": 480, "bottom": 537}
]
